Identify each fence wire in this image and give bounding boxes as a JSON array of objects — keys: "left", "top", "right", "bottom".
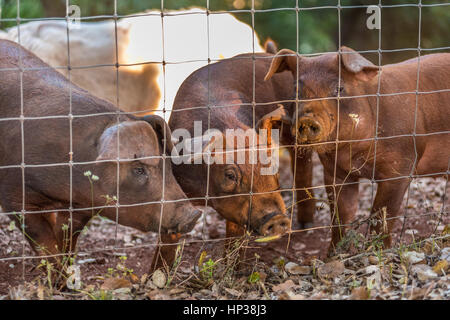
[{"left": 0, "top": 0, "right": 449, "bottom": 292}]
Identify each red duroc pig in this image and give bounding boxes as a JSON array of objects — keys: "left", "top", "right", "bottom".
[
  {"left": 264, "top": 46, "right": 450, "bottom": 253},
  {"left": 0, "top": 40, "right": 201, "bottom": 269}
]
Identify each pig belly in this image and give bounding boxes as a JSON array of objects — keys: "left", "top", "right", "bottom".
[{"left": 415, "top": 135, "right": 450, "bottom": 176}]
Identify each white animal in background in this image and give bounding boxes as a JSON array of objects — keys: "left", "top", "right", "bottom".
[
  {"left": 0, "top": 19, "right": 160, "bottom": 114},
  {"left": 0, "top": 8, "right": 264, "bottom": 117}
]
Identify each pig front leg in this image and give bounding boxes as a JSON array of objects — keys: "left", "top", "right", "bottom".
[
  {"left": 16, "top": 213, "right": 61, "bottom": 258},
  {"left": 323, "top": 172, "right": 359, "bottom": 255},
  {"left": 16, "top": 210, "right": 89, "bottom": 262},
  {"left": 150, "top": 233, "right": 182, "bottom": 273},
  {"left": 370, "top": 180, "right": 410, "bottom": 248},
  {"left": 289, "top": 148, "right": 315, "bottom": 229}
]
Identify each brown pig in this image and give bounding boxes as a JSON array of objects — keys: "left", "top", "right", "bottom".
[
  {"left": 264, "top": 46, "right": 450, "bottom": 253},
  {"left": 0, "top": 40, "right": 201, "bottom": 268},
  {"left": 168, "top": 46, "right": 316, "bottom": 248}
]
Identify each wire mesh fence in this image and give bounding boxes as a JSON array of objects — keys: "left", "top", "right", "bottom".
[{"left": 0, "top": 0, "right": 449, "bottom": 299}]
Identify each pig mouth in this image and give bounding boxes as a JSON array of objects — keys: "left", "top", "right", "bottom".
[
  {"left": 162, "top": 210, "right": 202, "bottom": 235},
  {"left": 250, "top": 212, "right": 290, "bottom": 236}
]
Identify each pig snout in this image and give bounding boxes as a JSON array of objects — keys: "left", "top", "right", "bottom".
[
  {"left": 295, "top": 116, "right": 322, "bottom": 143},
  {"left": 170, "top": 207, "right": 202, "bottom": 234},
  {"left": 256, "top": 213, "right": 290, "bottom": 236}
]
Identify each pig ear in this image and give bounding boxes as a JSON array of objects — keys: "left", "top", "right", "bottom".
[
  {"left": 256, "top": 104, "right": 292, "bottom": 146},
  {"left": 264, "top": 49, "right": 298, "bottom": 81},
  {"left": 175, "top": 133, "right": 224, "bottom": 164},
  {"left": 340, "top": 46, "right": 379, "bottom": 82},
  {"left": 140, "top": 114, "right": 175, "bottom": 155}
]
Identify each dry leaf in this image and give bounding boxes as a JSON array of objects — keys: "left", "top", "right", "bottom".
[
  {"left": 130, "top": 274, "right": 139, "bottom": 284},
  {"left": 285, "top": 262, "right": 311, "bottom": 275},
  {"left": 350, "top": 287, "right": 368, "bottom": 300},
  {"left": 224, "top": 288, "right": 241, "bottom": 297},
  {"left": 278, "top": 291, "right": 305, "bottom": 300},
  {"left": 432, "top": 260, "right": 448, "bottom": 274},
  {"left": 272, "top": 279, "right": 296, "bottom": 292},
  {"left": 318, "top": 260, "right": 345, "bottom": 279},
  {"left": 101, "top": 277, "right": 132, "bottom": 291},
  {"left": 410, "top": 264, "right": 438, "bottom": 281}
]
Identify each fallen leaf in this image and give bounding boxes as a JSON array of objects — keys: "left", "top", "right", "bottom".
[
  {"left": 272, "top": 279, "right": 296, "bottom": 292},
  {"left": 130, "top": 274, "right": 139, "bottom": 284},
  {"left": 285, "top": 262, "right": 311, "bottom": 275},
  {"left": 278, "top": 291, "right": 305, "bottom": 300},
  {"left": 101, "top": 277, "right": 132, "bottom": 291},
  {"left": 224, "top": 288, "right": 241, "bottom": 297},
  {"left": 318, "top": 260, "right": 345, "bottom": 279},
  {"left": 410, "top": 264, "right": 438, "bottom": 281},
  {"left": 350, "top": 287, "right": 368, "bottom": 300},
  {"left": 169, "top": 288, "right": 185, "bottom": 295},
  {"left": 432, "top": 260, "right": 448, "bottom": 274},
  {"left": 147, "top": 289, "right": 170, "bottom": 300}
]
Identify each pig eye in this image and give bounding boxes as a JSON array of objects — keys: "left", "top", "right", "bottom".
[
  {"left": 133, "top": 167, "right": 147, "bottom": 176},
  {"left": 335, "top": 86, "right": 344, "bottom": 96},
  {"left": 224, "top": 170, "right": 237, "bottom": 182}
]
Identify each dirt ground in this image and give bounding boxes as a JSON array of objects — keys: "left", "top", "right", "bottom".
[{"left": 0, "top": 152, "right": 449, "bottom": 299}]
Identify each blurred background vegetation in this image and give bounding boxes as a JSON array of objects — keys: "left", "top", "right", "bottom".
[{"left": 0, "top": 0, "right": 448, "bottom": 63}]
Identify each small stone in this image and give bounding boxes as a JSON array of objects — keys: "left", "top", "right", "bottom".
[
  {"left": 366, "top": 272, "right": 381, "bottom": 291},
  {"left": 151, "top": 269, "right": 167, "bottom": 289},
  {"left": 440, "top": 247, "right": 450, "bottom": 262},
  {"left": 297, "top": 280, "right": 313, "bottom": 292},
  {"left": 402, "top": 251, "right": 425, "bottom": 265},
  {"left": 410, "top": 264, "right": 438, "bottom": 282},
  {"left": 357, "top": 265, "right": 379, "bottom": 276}
]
